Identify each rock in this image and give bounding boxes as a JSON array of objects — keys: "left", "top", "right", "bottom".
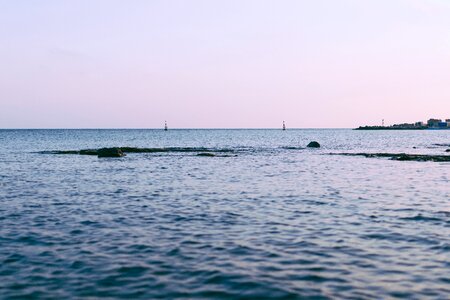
[
  {"left": 39, "top": 150, "right": 80, "bottom": 155},
  {"left": 281, "top": 146, "right": 305, "bottom": 150},
  {"left": 446, "top": 149, "right": 450, "bottom": 152},
  {"left": 307, "top": 141, "right": 321, "bottom": 148},
  {"left": 330, "top": 152, "right": 450, "bottom": 162},
  {"left": 197, "top": 152, "right": 215, "bottom": 157},
  {"left": 97, "top": 148, "right": 125, "bottom": 158},
  {"left": 79, "top": 149, "right": 98, "bottom": 155},
  {"left": 40, "top": 147, "right": 237, "bottom": 155}
]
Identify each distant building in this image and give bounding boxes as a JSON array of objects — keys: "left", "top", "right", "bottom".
[{"left": 427, "top": 119, "right": 442, "bottom": 128}]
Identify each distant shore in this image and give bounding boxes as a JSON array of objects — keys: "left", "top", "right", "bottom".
[
  {"left": 355, "top": 126, "right": 450, "bottom": 130},
  {"left": 354, "top": 126, "right": 427, "bottom": 130},
  {"left": 356, "top": 118, "right": 450, "bottom": 130}
]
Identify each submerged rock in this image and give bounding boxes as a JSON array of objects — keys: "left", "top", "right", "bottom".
[
  {"left": 330, "top": 152, "right": 450, "bottom": 162},
  {"left": 281, "top": 146, "right": 305, "bottom": 150},
  {"left": 307, "top": 141, "right": 321, "bottom": 148},
  {"left": 97, "top": 148, "right": 125, "bottom": 158},
  {"left": 197, "top": 152, "right": 216, "bottom": 157},
  {"left": 39, "top": 150, "right": 80, "bottom": 155},
  {"left": 39, "top": 147, "right": 237, "bottom": 155},
  {"left": 119, "top": 147, "right": 236, "bottom": 153},
  {"left": 79, "top": 149, "right": 98, "bottom": 155}
]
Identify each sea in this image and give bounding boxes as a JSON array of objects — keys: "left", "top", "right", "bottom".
[{"left": 0, "top": 129, "right": 449, "bottom": 299}]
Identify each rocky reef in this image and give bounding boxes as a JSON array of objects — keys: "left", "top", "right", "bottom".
[
  {"left": 97, "top": 148, "right": 125, "bottom": 157},
  {"left": 38, "top": 143, "right": 450, "bottom": 162},
  {"left": 196, "top": 152, "right": 216, "bottom": 157},
  {"left": 330, "top": 153, "right": 450, "bottom": 162},
  {"left": 39, "top": 147, "right": 237, "bottom": 158}
]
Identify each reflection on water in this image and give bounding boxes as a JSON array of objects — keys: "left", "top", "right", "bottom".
[{"left": 0, "top": 129, "right": 449, "bottom": 299}]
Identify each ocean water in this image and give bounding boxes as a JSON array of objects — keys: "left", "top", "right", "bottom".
[{"left": 0, "top": 129, "right": 449, "bottom": 299}]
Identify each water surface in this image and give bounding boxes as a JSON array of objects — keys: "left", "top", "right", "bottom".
[{"left": 0, "top": 129, "right": 449, "bottom": 299}]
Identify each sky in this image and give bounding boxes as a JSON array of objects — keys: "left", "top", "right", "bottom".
[{"left": 1, "top": 0, "right": 450, "bottom": 128}]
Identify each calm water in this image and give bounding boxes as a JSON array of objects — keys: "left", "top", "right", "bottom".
[{"left": 0, "top": 129, "right": 449, "bottom": 299}]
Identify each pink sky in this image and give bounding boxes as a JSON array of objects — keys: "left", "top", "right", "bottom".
[{"left": 1, "top": 0, "right": 449, "bottom": 128}]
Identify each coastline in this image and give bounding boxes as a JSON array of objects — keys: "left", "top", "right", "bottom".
[
  {"left": 354, "top": 126, "right": 427, "bottom": 130},
  {"left": 354, "top": 126, "right": 450, "bottom": 130}
]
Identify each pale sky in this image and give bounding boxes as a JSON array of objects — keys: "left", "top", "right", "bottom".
[{"left": 1, "top": 0, "right": 450, "bottom": 128}]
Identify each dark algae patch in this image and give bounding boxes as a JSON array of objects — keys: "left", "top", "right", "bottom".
[{"left": 330, "top": 152, "right": 450, "bottom": 162}]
